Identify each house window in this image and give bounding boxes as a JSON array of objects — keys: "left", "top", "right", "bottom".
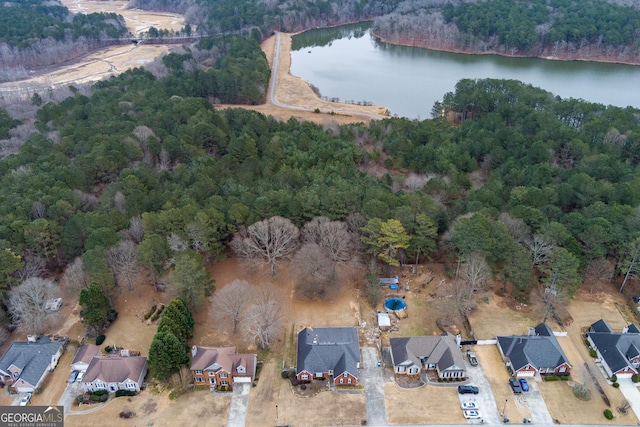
[
  {"left": 301, "top": 374, "right": 309, "bottom": 380},
  {"left": 195, "top": 370, "right": 203, "bottom": 375},
  {"left": 347, "top": 378, "right": 352, "bottom": 384},
  {"left": 220, "top": 381, "right": 228, "bottom": 386},
  {"left": 208, "top": 372, "right": 215, "bottom": 376},
  {"left": 339, "top": 378, "right": 344, "bottom": 384},
  {"left": 195, "top": 377, "right": 205, "bottom": 383},
  {"left": 343, "top": 373, "right": 347, "bottom": 377},
  {"left": 209, "top": 378, "right": 215, "bottom": 384},
  {"left": 559, "top": 367, "right": 566, "bottom": 373},
  {"left": 237, "top": 366, "right": 245, "bottom": 373},
  {"left": 220, "top": 373, "right": 228, "bottom": 378},
  {"left": 397, "top": 366, "right": 406, "bottom": 373}
]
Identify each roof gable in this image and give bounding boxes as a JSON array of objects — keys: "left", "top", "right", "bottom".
[
  {"left": 588, "top": 323, "right": 640, "bottom": 374},
  {"left": 83, "top": 356, "right": 147, "bottom": 384},
  {"left": 390, "top": 334, "right": 465, "bottom": 372},
  {"left": 190, "top": 346, "right": 256, "bottom": 377}
]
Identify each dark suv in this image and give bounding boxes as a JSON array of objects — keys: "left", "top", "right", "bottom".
[
  {"left": 509, "top": 377, "right": 523, "bottom": 394},
  {"left": 458, "top": 385, "right": 479, "bottom": 394}
]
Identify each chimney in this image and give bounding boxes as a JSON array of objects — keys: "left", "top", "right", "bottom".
[
  {"left": 312, "top": 336, "right": 318, "bottom": 345},
  {"left": 528, "top": 328, "right": 536, "bottom": 336},
  {"left": 191, "top": 345, "right": 198, "bottom": 358}
]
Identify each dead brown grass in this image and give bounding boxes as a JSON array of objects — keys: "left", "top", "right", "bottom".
[{"left": 384, "top": 382, "right": 465, "bottom": 424}]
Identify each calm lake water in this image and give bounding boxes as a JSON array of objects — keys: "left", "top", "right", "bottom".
[{"left": 290, "top": 24, "right": 640, "bottom": 119}]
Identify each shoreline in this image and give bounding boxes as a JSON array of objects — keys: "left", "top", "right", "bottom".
[{"left": 369, "top": 29, "right": 640, "bottom": 67}]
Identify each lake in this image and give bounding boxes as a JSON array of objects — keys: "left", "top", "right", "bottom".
[{"left": 290, "top": 24, "right": 640, "bottom": 119}]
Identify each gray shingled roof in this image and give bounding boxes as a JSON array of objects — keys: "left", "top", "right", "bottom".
[
  {"left": 390, "top": 333, "right": 465, "bottom": 372},
  {"left": 590, "top": 319, "right": 614, "bottom": 333},
  {"left": 0, "top": 337, "right": 63, "bottom": 388},
  {"left": 296, "top": 327, "right": 360, "bottom": 378},
  {"left": 588, "top": 321, "right": 640, "bottom": 374},
  {"left": 82, "top": 356, "right": 147, "bottom": 384},
  {"left": 497, "top": 323, "right": 570, "bottom": 372}
]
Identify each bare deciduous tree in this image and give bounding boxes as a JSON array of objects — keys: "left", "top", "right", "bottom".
[
  {"left": 291, "top": 243, "right": 340, "bottom": 300},
  {"left": 210, "top": 279, "right": 253, "bottom": 334},
  {"left": 302, "top": 217, "right": 353, "bottom": 262},
  {"left": 16, "top": 252, "right": 46, "bottom": 282},
  {"left": 526, "top": 234, "right": 556, "bottom": 268},
  {"left": 113, "top": 191, "right": 126, "bottom": 212},
  {"left": 167, "top": 233, "right": 189, "bottom": 252},
  {"left": 169, "top": 366, "right": 194, "bottom": 397},
  {"left": 8, "top": 277, "right": 58, "bottom": 335},
  {"left": 531, "top": 285, "right": 570, "bottom": 325},
  {"left": 498, "top": 212, "right": 531, "bottom": 244},
  {"left": 107, "top": 240, "right": 138, "bottom": 291},
  {"left": 451, "top": 252, "right": 491, "bottom": 315},
  {"left": 585, "top": 257, "right": 615, "bottom": 293},
  {"left": 243, "top": 287, "right": 283, "bottom": 348},
  {"left": 121, "top": 215, "right": 145, "bottom": 244},
  {"left": 31, "top": 201, "right": 46, "bottom": 220},
  {"left": 63, "top": 257, "right": 90, "bottom": 293},
  {"left": 231, "top": 216, "right": 299, "bottom": 275}
]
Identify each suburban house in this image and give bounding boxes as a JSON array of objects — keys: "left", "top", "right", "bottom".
[
  {"left": 71, "top": 344, "right": 101, "bottom": 372},
  {"left": 81, "top": 356, "right": 148, "bottom": 393},
  {"left": 0, "top": 336, "right": 64, "bottom": 392},
  {"left": 190, "top": 346, "right": 257, "bottom": 389},
  {"left": 587, "top": 319, "right": 640, "bottom": 378},
  {"left": 497, "top": 323, "right": 572, "bottom": 377},
  {"left": 389, "top": 333, "right": 467, "bottom": 380},
  {"left": 296, "top": 327, "right": 361, "bottom": 386}
]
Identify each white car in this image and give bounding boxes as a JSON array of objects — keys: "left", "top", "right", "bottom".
[
  {"left": 461, "top": 401, "right": 479, "bottom": 410},
  {"left": 19, "top": 392, "right": 32, "bottom": 406},
  {"left": 463, "top": 409, "right": 482, "bottom": 419},
  {"left": 76, "top": 371, "right": 85, "bottom": 382}
]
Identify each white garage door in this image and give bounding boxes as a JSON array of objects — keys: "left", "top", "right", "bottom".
[
  {"left": 15, "top": 385, "right": 34, "bottom": 393},
  {"left": 234, "top": 377, "right": 252, "bottom": 383},
  {"left": 516, "top": 371, "right": 535, "bottom": 377}
]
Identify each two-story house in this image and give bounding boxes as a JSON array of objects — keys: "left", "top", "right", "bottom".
[{"left": 190, "top": 346, "right": 256, "bottom": 390}]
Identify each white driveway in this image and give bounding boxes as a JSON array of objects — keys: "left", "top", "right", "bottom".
[
  {"left": 227, "top": 382, "right": 250, "bottom": 427},
  {"left": 464, "top": 359, "right": 501, "bottom": 424},
  {"left": 523, "top": 378, "right": 554, "bottom": 425},
  {"left": 617, "top": 379, "right": 640, "bottom": 419}
]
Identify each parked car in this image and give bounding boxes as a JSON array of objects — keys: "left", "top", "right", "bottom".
[
  {"left": 467, "top": 350, "right": 478, "bottom": 366},
  {"left": 461, "top": 401, "right": 479, "bottom": 410},
  {"left": 76, "top": 371, "right": 85, "bottom": 382},
  {"left": 519, "top": 378, "right": 529, "bottom": 392},
  {"left": 463, "top": 409, "right": 482, "bottom": 419},
  {"left": 509, "top": 377, "right": 522, "bottom": 394},
  {"left": 458, "top": 385, "right": 479, "bottom": 395},
  {"left": 68, "top": 369, "right": 79, "bottom": 383},
  {"left": 19, "top": 392, "right": 32, "bottom": 406}
]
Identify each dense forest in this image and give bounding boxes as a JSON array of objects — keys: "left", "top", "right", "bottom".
[
  {"left": 2, "top": 0, "right": 640, "bottom": 341},
  {"left": 373, "top": 0, "right": 640, "bottom": 63}
]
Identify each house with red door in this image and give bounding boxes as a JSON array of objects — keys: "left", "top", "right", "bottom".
[
  {"left": 497, "top": 323, "right": 572, "bottom": 378},
  {"left": 296, "top": 327, "right": 360, "bottom": 386}
]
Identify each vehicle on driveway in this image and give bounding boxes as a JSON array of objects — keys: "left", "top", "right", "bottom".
[
  {"left": 68, "top": 369, "right": 79, "bottom": 383},
  {"left": 463, "top": 409, "right": 482, "bottom": 419},
  {"left": 467, "top": 350, "right": 478, "bottom": 366},
  {"left": 19, "top": 392, "right": 32, "bottom": 406},
  {"left": 461, "top": 401, "right": 479, "bottom": 410},
  {"left": 76, "top": 371, "right": 85, "bottom": 382},
  {"left": 509, "top": 377, "right": 523, "bottom": 394},
  {"left": 458, "top": 385, "right": 479, "bottom": 394},
  {"left": 519, "top": 378, "right": 529, "bottom": 391}
]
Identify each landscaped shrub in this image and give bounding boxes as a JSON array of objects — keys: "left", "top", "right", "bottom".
[
  {"left": 104, "top": 346, "right": 112, "bottom": 353},
  {"left": 119, "top": 410, "right": 135, "bottom": 418},
  {"left": 281, "top": 370, "right": 290, "bottom": 380},
  {"left": 93, "top": 390, "right": 108, "bottom": 396},
  {"left": 290, "top": 377, "right": 299, "bottom": 386},
  {"left": 115, "top": 390, "right": 136, "bottom": 397},
  {"left": 96, "top": 335, "right": 106, "bottom": 345},
  {"left": 90, "top": 394, "right": 102, "bottom": 402},
  {"left": 300, "top": 384, "right": 307, "bottom": 390},
  {"left": 560, "top": 375, "right": 570, "bottom": 381},
  {"left": 612, "top": 382, "right": 620, "bottom": 388},
  {"left": 144, "top": 305, "right": 157, "bottom": 320},
  {"left": 150, "top": 304, "right": 165, "bottom": 322},
  {"left": 611, "top": 374, "right": 617, "bottom": 382},
  {"left": 604, "top": 409, "right": 614, "bottom": 420},
  {"left": 589, "top": 350, "right": 597, "bottom": 357},
  {"left": 584, "top": 339, "right": 591, "bottom": 347},
  {"left": 544, "top": 375, "right": 559, "bottom": 381},
  {"left": 632, "top": 374, "right": 640, "bottom": 383}
]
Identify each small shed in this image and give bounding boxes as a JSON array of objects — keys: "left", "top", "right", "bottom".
[
  {"left": 377, "top": 312, "right": 391, "bottom": 331},
  {"left": 379, "top": 276, "right": 399, "bottom": 290}
]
